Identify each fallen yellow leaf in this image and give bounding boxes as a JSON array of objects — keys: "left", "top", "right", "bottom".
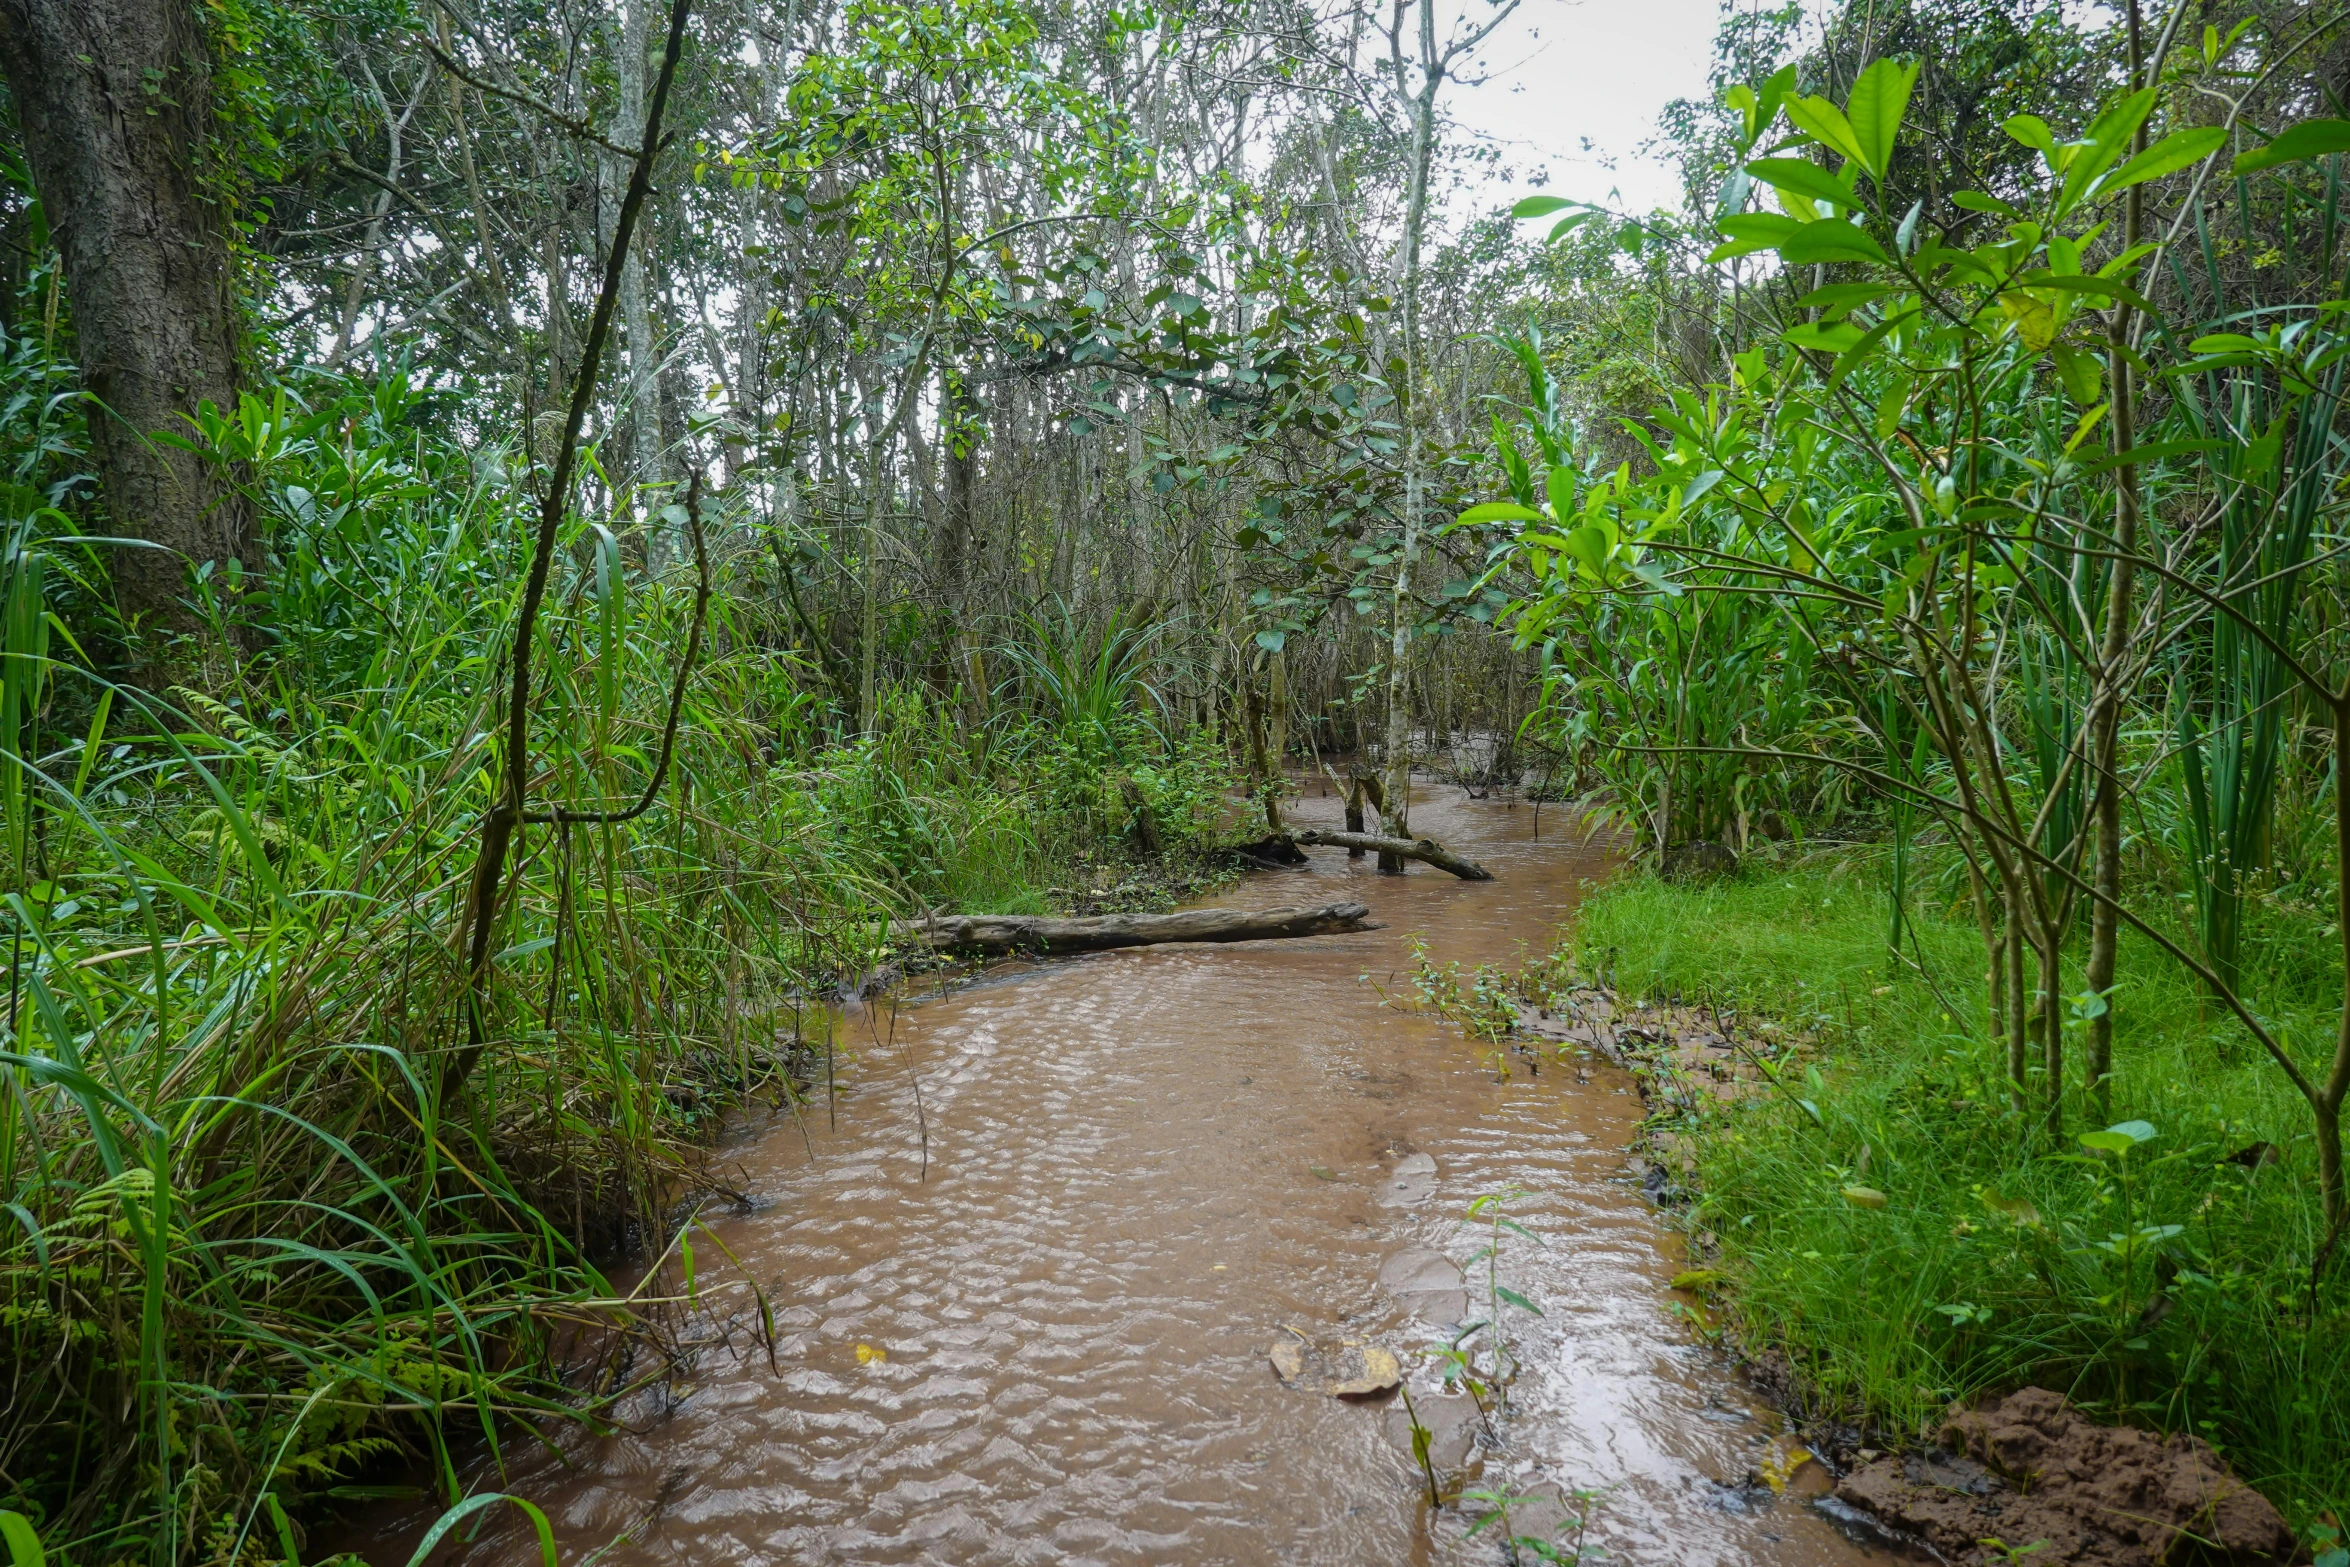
[{"left": 855, "top": 1343, "right": 886, "bottom": 1365}]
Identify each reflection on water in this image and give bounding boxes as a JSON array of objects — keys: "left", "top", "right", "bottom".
[{"left": 363, "top": 785, "right": 1895, "bottom": 1566}]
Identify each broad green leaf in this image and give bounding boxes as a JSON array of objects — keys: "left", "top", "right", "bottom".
[
  {"left": 2109, "top": 1119, "right": 2158, "bottom": 1143},
  {"left": 2096, "top": 125, "right": 2226, "bottom": 199},
  {"left": 1950, "top": 189, "right": 2023, "bottom": 218},
  {"left": 1784, "top": 94, "right": 1868, "bottom": 171},
  {"left": 1780, "top": 220, "right": 1888, "bottom": 266},
  {"left": 1456, "top": 502, "right": 1547, "bottom": 525},
  {"left": 1746, "top": 157, "right": 1857, "bottom": 217},
  {"left": 1254, "top": 629, "right": 1286, "bottom": 651},
  {"left": 0, "top": 1512, "right": 43, "bottom": 1567},
  {"left": 2236, "top": 117, "right": 2350, "bottom": 174},
  {"left": 2028, "top": 272, "right": 2161, "bottom": 316},
  {"left": 1511, "top": 194, "right": 1578, "bottom": 218},
  {"left": 1544, "top": 466, "right": 1575, "bottom": 520},
  {"left": 1708, "top": 212, "right": 1804, "bottom": 263},
  {"left": 2078, "top": 1130, "right": 2137, "bottom": 1154},
  {"left": 1564, "top": 524, "right": 1611, "bottom": 574},
  {"left": 2052, "top": 343, "right": 2104, "bottom": 405},
  {"left": 1998, "top": 291, "right": 2061, "bottom": 351},
  {"left": 1842, "top": 1185, "right": 1888, "bottom": 1209},
  {"left": 1845, "top": 57, "right": 1920, "bottom": 180},
  {"left": 1548, "top": 211, "right": 1598, "bottom": 243},
  {"left": 2060, "top": 89, "right": 2155, "bottom": 213},
  {"left": 1783, "top": 321, "right": 1865, "bottom": 353},
  {"left": 2002, "top": 114, "right": 2058, "bottom": 159}
]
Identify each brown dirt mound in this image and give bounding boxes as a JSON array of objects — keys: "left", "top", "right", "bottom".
[{"left": 1833, "top": 1387, "right": 2297, "bottom": 1565}]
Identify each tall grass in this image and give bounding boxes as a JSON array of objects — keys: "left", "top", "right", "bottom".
[
  {"left": 1573, "top": 849, "right": 2349, "bottom": 1528},
  {"left": 0, "top": 361, "right": 1241, "bottom": 1561}
]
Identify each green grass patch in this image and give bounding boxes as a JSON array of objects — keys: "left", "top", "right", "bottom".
[{"left": 1571, "top": 847, "right": 2350, "bottom": 1528}]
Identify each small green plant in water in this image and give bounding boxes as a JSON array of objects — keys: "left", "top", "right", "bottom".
[
  {"left": 1462, "top": 1188, "right": 1544, "bottom": 1397},
  {"left": 1460, "top": 1479, "right": 1607, "bottom": 1564}
]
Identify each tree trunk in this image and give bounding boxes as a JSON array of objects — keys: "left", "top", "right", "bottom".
[
  {"left": 2084, "top": 0, "right": 2148, "bottom": 1122},
  {"left": 613, "top": 0, "right": 668, "bottom": 565},
  {"left": 1380, "top": 0, "right": 1444, "bottom": 876},
  {"left": 0, "top": 0, "right": 256, "bottom": 639},
  {"left": 1291, "top": 829, "right": 1493, "bottom": 881},
  {"left": 938, "top": 374, "right": 988, "bottom": 738},
  {"left": 891, "top": 899, "right": 1378, "bottom": 957}
]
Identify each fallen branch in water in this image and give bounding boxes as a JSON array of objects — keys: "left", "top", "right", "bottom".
[
  {"left": 1288, "top": 830, "right": 1494, "bottom": 881},
  {"left": 889, "top": 900, "right": 1379, "bottom": 956}
]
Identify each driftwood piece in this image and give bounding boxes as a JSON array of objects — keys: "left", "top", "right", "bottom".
[
  {"left": 1289, "top": 829, "right": 1495, "bottom": 881},
  {"left": 890, "top": 899, "right": 1379, "bottom": 956}
]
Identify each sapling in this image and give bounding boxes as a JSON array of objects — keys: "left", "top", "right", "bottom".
[{"left": 1463, "top": 1188, "right": 1544, "bottom": 1398}]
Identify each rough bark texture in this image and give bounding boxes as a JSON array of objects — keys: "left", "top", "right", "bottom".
[
  {"left": 889, "top": 900, "right": 1378, "bottom": 956},
  {"left": 0, "top": 0, "right": 255, "bottom": 633},
  {"left": 1289, "top": 829, "right": 1493, "bottom": 881}
]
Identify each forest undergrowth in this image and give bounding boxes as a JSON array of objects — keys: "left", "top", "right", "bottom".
[
  {"left": 1566, "top": 844, "right": 2350, "bottom": 1534},
  {"left": 0, "top": 363, "right": 1248, "bottom": 1561}
]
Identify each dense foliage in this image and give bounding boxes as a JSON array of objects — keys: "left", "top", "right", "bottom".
[{"left": 2, "top": 0, "right": 2348, "bottom": 1556}]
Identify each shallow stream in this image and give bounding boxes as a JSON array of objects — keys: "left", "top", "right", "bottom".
[{"left": 379, "top": 786, "right": 1896, "bottom": 1566}]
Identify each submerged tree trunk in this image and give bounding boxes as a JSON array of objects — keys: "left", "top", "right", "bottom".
[
  {"left": 891, "top": 900, "right": 1378, "bottom": 956},
  {"left": 0, "top": 0, "right": 256, "bottom": 640}
]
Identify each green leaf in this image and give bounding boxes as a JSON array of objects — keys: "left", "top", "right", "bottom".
[
  {"left": 2235, "top": 118, "right": 2350, "bottom": 174},
  {"left": 1784, "top": 94, "right": 1868, "bottom": 171},
  {"left": 1845, "top": 57, "right": 1920, "bottom": 180},
  {"left": 1512, "top": 194, "right": 1578, "bottom": 218},
  {"left": 2097, "top": 125, "right": 2226, "bottom": 199},
  {"left": 2052, "top": 344, "right": 2104, "bottom": 405},
  {"left": 2061, "top": 89, "right": 2156, "bottom": 213},
  {"left": 1842, "top": 1185, "right": 1888, "bottom": 1209},
  {"left": 0, "top": 1512, "right": 44, "bottom": 1567},
  {"left": 1708, "top": 212, "right": 1804, "bottom": 263},
  {"left": 1456, "top": 501, "right": 1547, "bottom": 525},
  {"left": 2028, "top": 272, "right": 2160, "bottom": 317},
  {"left": 2109, "top": 1119, "right": 2158, "bottom": 1143},
  {"left": 1784, "top": 321, "right": 1866, "bottom": 353},
  {"left": 2078, "top": 1130, "right": 2138, "bottom": 1154},
  {"left": 1254, "top": 628, "right": 1287, "bottom": 652},
  {"left": 1746, "top": 157, "right": 1856, "bottom": 217},
  {"left": 1830, "top": 308, "right": 1916, "bottom": 387},
  {"left": 1950, "top": 189, "right": 2023, "bottom": 219},
  {"left": 1796, "top": 281, "right": 1895, "bottom": 316},
  {"left": 2002, "top": 114, "right": 2058, "bottom": 159},
  {"left": 1548, "top": 211, "right": 1598, "bottom": 243},
  {"left": 1494, "top": 1284, "right": 1544, "bottom": 1316},
  {"left": 1544, "top": 466, "right": 1575, "bottom": 520},
  {"left": 1781, "top": 220, "right": 1888, "bottom": 266}
]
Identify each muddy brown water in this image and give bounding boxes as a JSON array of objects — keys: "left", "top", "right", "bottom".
[{"left": 366, "top": 789, "right": 1898, "bottom": 1566}]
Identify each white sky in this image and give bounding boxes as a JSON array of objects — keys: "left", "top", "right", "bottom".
[{"left": 1449, "top": 0, "right": 1729, "bottom": 221}]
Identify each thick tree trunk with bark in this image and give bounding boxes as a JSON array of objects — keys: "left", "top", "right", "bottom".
[
  {"left": 0, "top": 0, "right": 255, "bottom": 636},
  {"left": 1290, "top": 829, "right": 1493, "bottom": 880},
  {"left": 890, "top": 900, "right": 1378, "bottom": 956}
]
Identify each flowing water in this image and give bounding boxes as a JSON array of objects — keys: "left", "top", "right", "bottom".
[{"left": 372, "top": 787, "right": 1896, "bottom": 1567}]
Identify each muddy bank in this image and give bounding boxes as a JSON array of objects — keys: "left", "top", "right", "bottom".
[{"left": 1511, "top": 982, "right": 2300, "bottom": 1566}]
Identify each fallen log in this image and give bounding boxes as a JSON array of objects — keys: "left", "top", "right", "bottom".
[
  {"left": 1289, "top": 829, "right": 1494, "bottom": 881},
  {"left": 889, "top": 899, "right": 1379, "bottom": 956}
]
